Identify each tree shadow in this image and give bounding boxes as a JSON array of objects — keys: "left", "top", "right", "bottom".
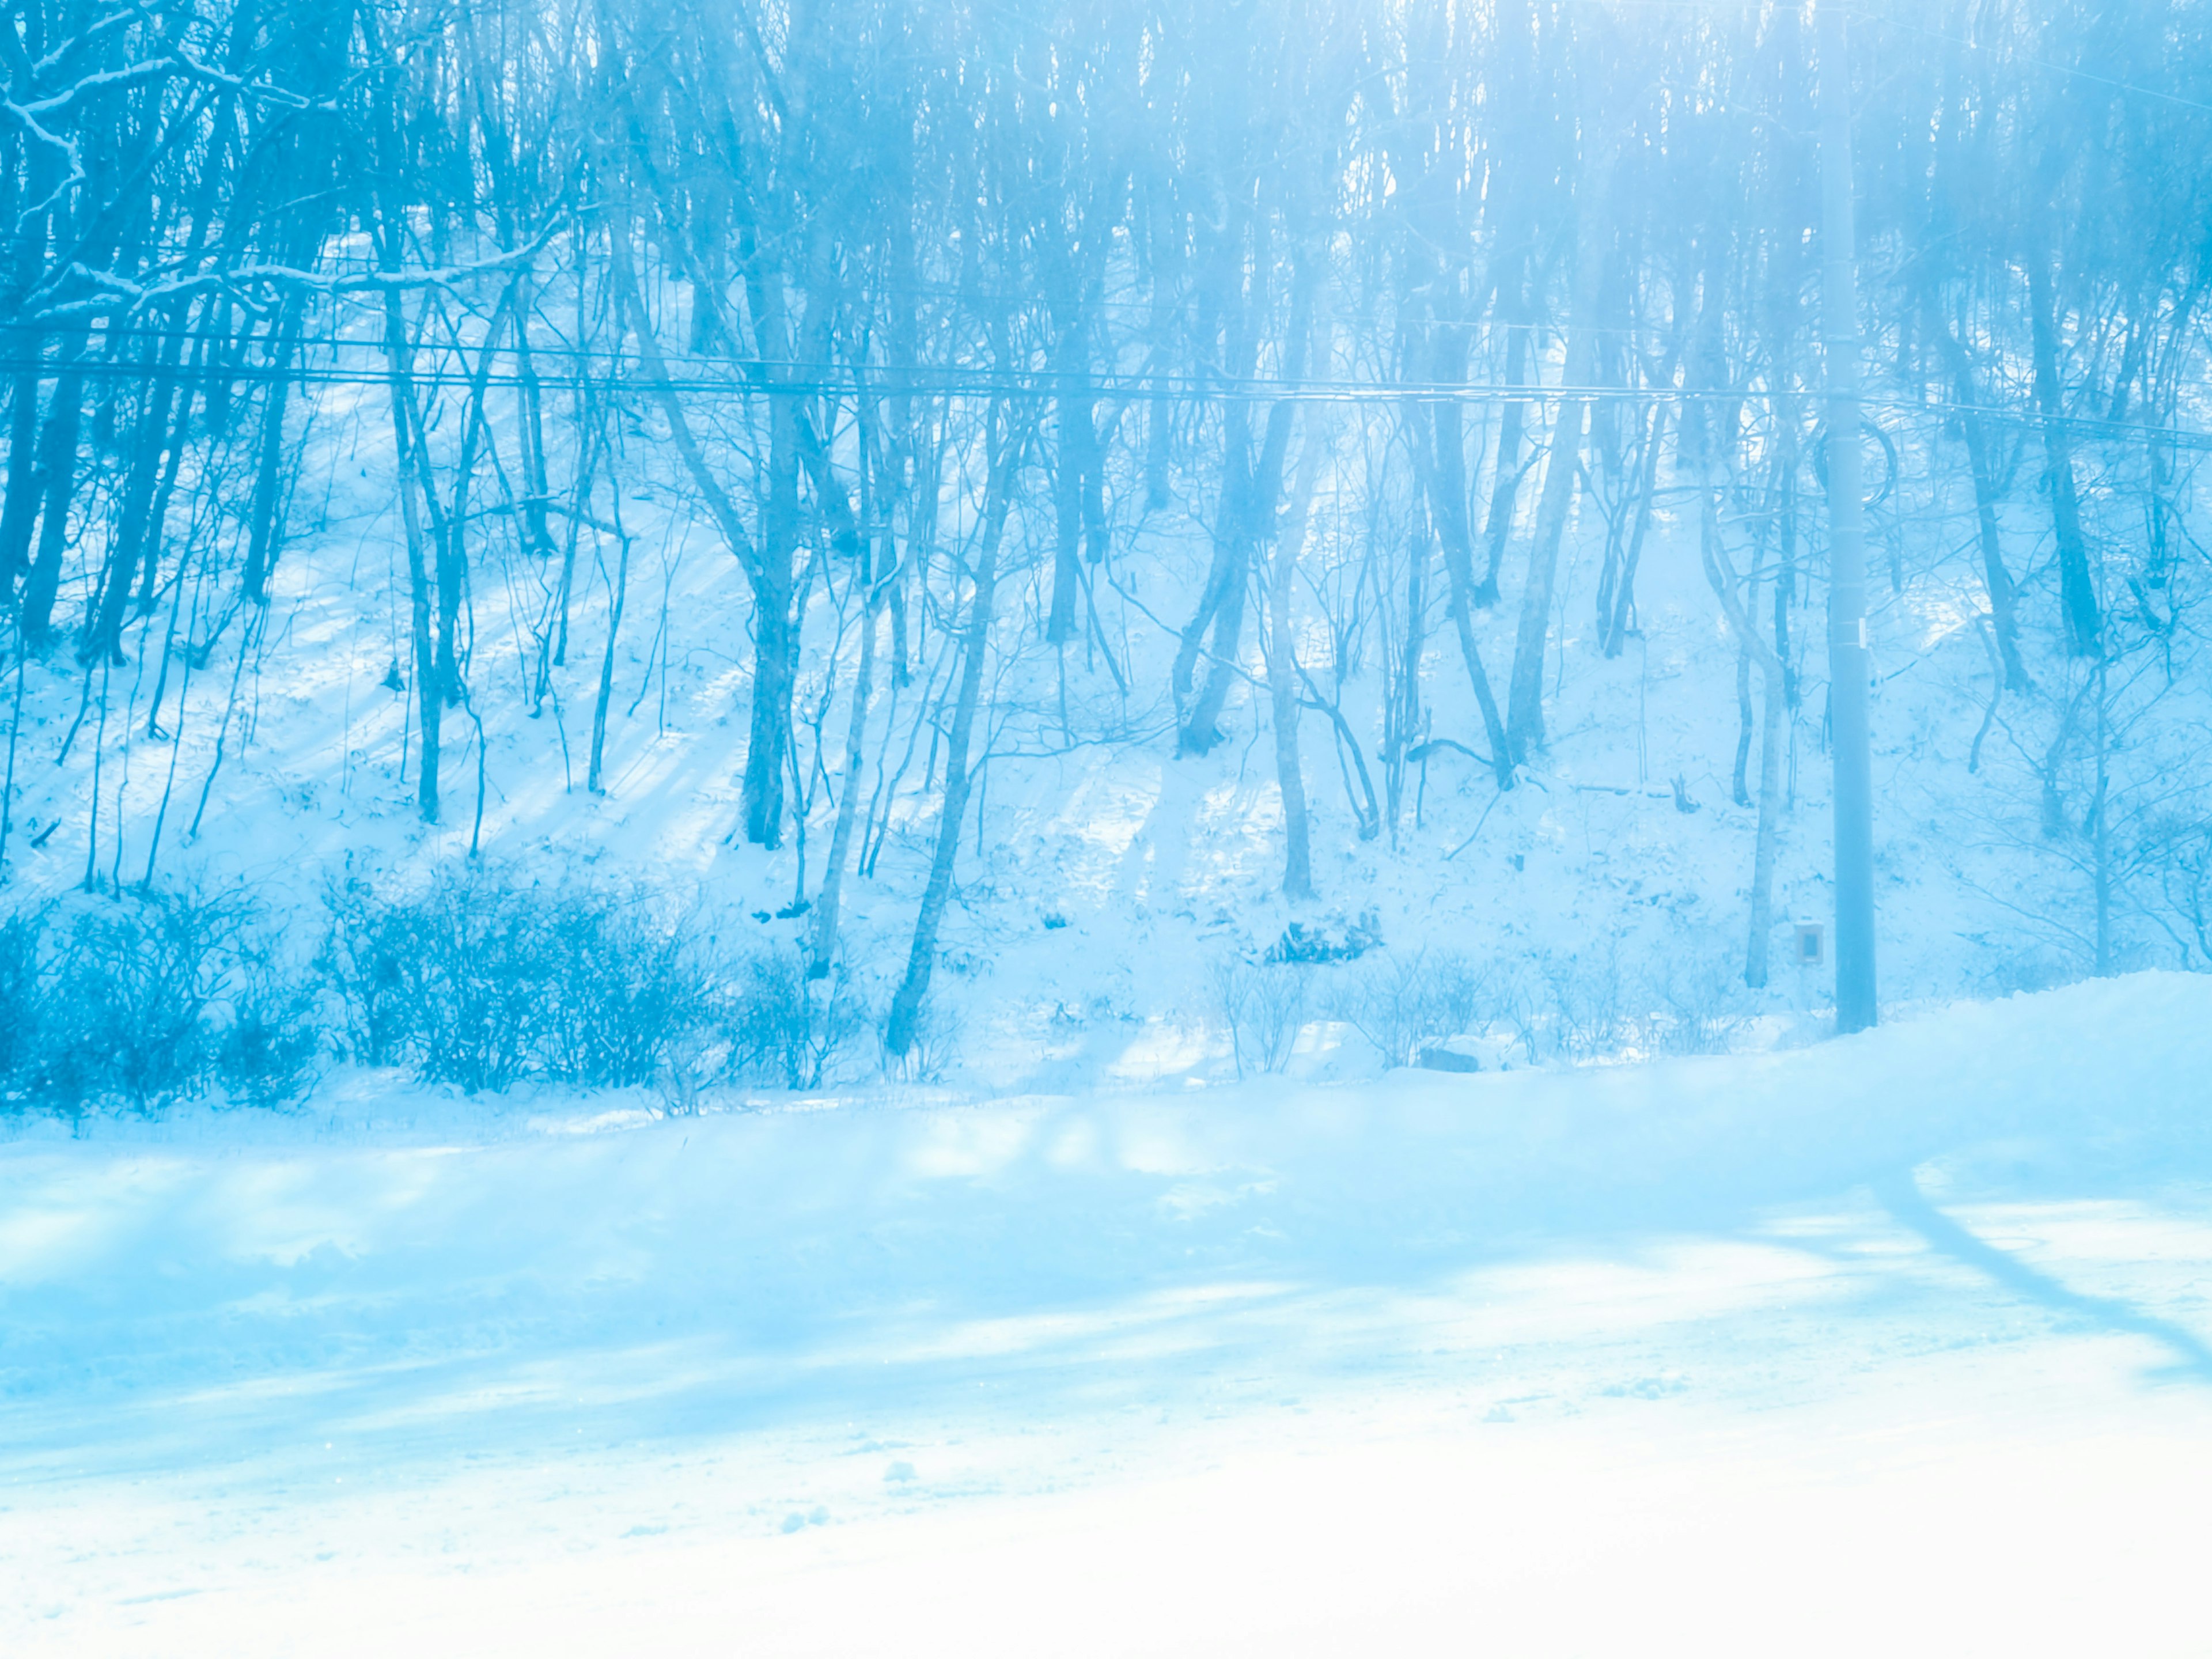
[{"left": 1874, "top": 1172, "right": 2212, "bottom": 1386}]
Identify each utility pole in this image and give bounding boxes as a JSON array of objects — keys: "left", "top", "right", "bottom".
[{"left": 1818, "top": 0, "right": 1877, "bottom": 1033}]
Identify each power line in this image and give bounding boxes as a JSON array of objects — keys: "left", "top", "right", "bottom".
[
  {"left": 7, "top": 353, "right": 2209, "bottom": 452},
  {"left": 1866, "top": 11, "right": 2212, "bottom": 119}
]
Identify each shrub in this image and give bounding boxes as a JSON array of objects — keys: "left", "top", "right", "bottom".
[
  {"left": 722, "top": 947, "right": 865, "bottom": 1090},
  {"left": 1541, "top": 945, "right": 1629, "bottom": 1062},
  {"left": 532, "top": 899, "right": 707, "bottom": 1088},
  {"left": 0, "top": 889, "right": 317, "bottom": 1116},
  {"left": 1212, "top": 956, "right": 1309, "bottom": 1077},
  {"left": 0, "top": 907, "right": 43, "bottom": 1090},
  {"left": 1643, "top": 955, "right": 1748, "bottom": 1056},
  {"left": 1336, "top": 948, "right": 1486, "bottom": 1069},
  {"left": 325, "top": 873, "right": 718, "bottom": 1092},
  {"left": 215, "top": 954, "right": 325, "bottom": 1109},
  {"left": 40, "top": 892, "right": 248, "bottom": 1112},
  {"left": 1494, "top": 944, "right": 1747, "bottom": 1064},
  {"left": 323, "top": 874, "right": 862, "bottom": 1095}
]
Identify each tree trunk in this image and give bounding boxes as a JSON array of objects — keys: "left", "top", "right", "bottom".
[
  {"left": 884, "top": 408, "right": 1021, "bottom": 1058},
  {"left": 1600, "top": 400, "right": 1666, "bottom": 659},
  {"left": 745, "top": 392, "right": 801, "bottom": 847},
  {"left": 1475, "top": 279, "right": 1530, "bottom": 609},
  {"left": 243, "top": 298, "right": 305, "bottom": 605},
  {"left": 1819, "top": 0, "right": 1878, "bottom": 1032},
  {"left": 0, "top": 341, "right": 43, "bottom": 600},
  {"left": 586, "top": 505, "right": 631, "bottom": 796},
  {"left": 1419, "top": 329, "right": 1514, "bottom": 788},
  {"left": 2028, "top": 254, "right": 2100, "bottom": 658},
  {"left": 1267, "top": 418, "right": 1328, "bottom": 900},
  {"left": 1503, "top": 395, "right": 1582, "bottom": 763},
  {"left": 1956, "top": 399, "right": 2025, "bottom": 686},
  {"left": 808, "top": 551, "right": 883, "bottom": 975},
  {"left": 1179, "top": 266, "right": 1313, "bottom": 755},
  {"left": 1700, "top": 474, "right": 1787, "bottom": 988},
  {"left": 82, "top": 335, "right": 180, "bottom": 662},
  {"left": 380, "top": 288, "right": 444, "bottom": 824},
  {"left": 613, "top": 236, "right": 798, "bottom": 846},
  {"left": 513, "top": 272, "right": 556, "bottom": 562},
  {"left": 1747, "top": 630, "right": 1786, "bottom": 990},
  {"left": 1047, "top": 321, "right": 1093, "bottom": 647},
  {"left": 18, "top": 351, "right": 85, "bottom": 643},
  {"left": 1503, "top": 147, "right": 1609, "bottom": 764}
]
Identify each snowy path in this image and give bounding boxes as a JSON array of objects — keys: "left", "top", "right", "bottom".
[{"left": 6, "top": 976, "right": 2212, "bottom": 1654}]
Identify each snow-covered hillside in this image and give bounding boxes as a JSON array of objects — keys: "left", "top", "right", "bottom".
[
  {"left": 5, "top": 975, "right": 2210, "bottom": 1654},
  {"left": 6, "top": 376, "right": 2196, "bottom": 1096}
]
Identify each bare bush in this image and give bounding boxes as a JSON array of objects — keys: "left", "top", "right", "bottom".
[
  {"left": 1494, "top": 944, "right": 1748, "bottom": 1064},
  {"left": 0, "top": 908, "right": 43, "bottom": 1092},
  {"left": 1541, "top": 945, "right": 1631, "bottom": 1062},
  {"left": 1336, "top": 949, "right": 1487, "bottom": 1070},
  {"left": 1, "top": 890, "right": 317, "bottom": 1116},
  {"left": 325, "top": 876, "right": 548, "bottom": 1091},
  {"left": 723, "top": 948, "right": 866, "bottom": 1090},
  {"left": 1642, "top": 955, "right": 1749, "bottom": 1055},
  {"left": 215, "top": 936, "right": 325, "bottom": 1108},
  {"left": 1212, "top": 956, "right": 1310, "bottom": 1077},
  {"left": 325, "top": 874, "right": 705, "bottom": 1092},
  {"left": 323, "top": 875, "right": 863, "bottom": 1096},
  {"left": 533, "top": 902, "right": 707, "bottom": 1088}
]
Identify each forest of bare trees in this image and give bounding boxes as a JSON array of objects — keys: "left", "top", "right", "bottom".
[{"left": 5, "top": 0, "right": 2212, "bottom": 1067}]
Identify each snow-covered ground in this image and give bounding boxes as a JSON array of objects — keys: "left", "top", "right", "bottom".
[
  {"left": 9, "top": 336, "right": 2188, "bottom": 1082},
  {"left": 7, "top": 973, "right": 2210, "bottom": 1654}
]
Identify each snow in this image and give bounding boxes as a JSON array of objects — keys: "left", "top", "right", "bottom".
[
  {"left": 6, "top": 973, "right": 2210, "bottom": 1653},
  {"left": 7, "top": 328, "right": 2179, "bottom": 1077}
]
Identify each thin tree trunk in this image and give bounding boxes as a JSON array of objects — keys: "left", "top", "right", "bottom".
[
  {"left": 1503, "top": 147, "right": 1610, "bottom": 764},
  {"left": 1419, "top": 329, "right": 1513, "bottom": 788},
  {"left": 586, "top": 506, "right": 631, "bottom": 796},
  {"left": 1732, "top": 641, "right": 1754, "bottom": 807},
  {"left": 885, "top": 408, "right": 1022, "bottom": 1058},
  {"left": 1919, "top": 317, "right": 2025, "bottom": 691},
  {"left": 134, "top": 339, "right": 202, "bottom": 618},
  {"left": 1267, "top": 417, "right": 1327, "bottom": 900},
  {"left": 1047, "top": 320, "right": 1092, "bottom": 647},
  {"left": 613, "top": 237, "right": 798, "bottom": 845},
  {"left": 1503, "top": 394, "right": 1583, "bottom": 763},
  {"left": 1, "top": 153, "right": 55, "bottom": 601},
  {"left": 808, "top": 556, "right": 884, "bottom": 976},
  {"left": 18, "top": 347, "right": 86, "bottom": 641},
  {"left": 513, "top": 273, "right": 556, "bottom": 561},
  {"left": 1747, "top": 628, "right": 1786, "bottom": 988},
  {"left": 2028, "top": 255, "right": 2100, "bottom": 657},
  {"left": 1181, "top": 267, "right": 1313, "bottom": 754},
  {"left": 1475, "top": 285, "right": 1529, "bottom": 608},
  {"left": 242, "top": 297, "right": 305, "bottom": 604},
  {"left": 1700, "top": 459, "right": 1787, "bottom": 988},
  {"left": 1600, "top": 400, "right": 1666, "bottom": 658},
  {"left": 747, "top": 393, "right": 801, "bottom": 846},
  {"left": 0, "top": 630, "right": 22, "bottom": 876},
  {"left": 83, "top": 336, "right": 180, "bottom": 662},
  {"left": 380, "top": 289, "right": 444, "bottom": 824},
  {"left": 1384, "top": 509, "right": 1431, "bottom": 840}
]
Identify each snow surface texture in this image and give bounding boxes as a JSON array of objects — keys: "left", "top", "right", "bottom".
[{"left": 6, "top": 974, "right": 2210, "bottom": 1654}]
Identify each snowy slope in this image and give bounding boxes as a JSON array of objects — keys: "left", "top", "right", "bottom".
[
  {"left": 9, "top": 340, "right": 2196, "bottom": 1092},
  {"left": 5, "top": 973, "right": 2209, "bottom": 1654}
]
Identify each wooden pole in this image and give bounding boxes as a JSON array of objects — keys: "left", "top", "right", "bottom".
[{"left": 1818, "top": 0, "right": 1877, "bottom": 1032}]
